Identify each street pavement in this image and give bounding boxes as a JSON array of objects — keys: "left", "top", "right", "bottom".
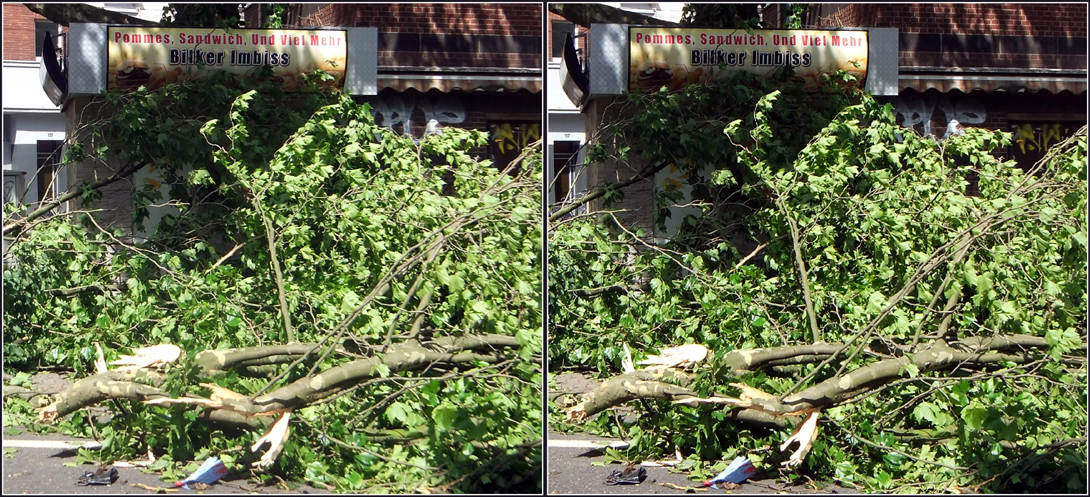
[
  {"left": 1, "top": 427, "right": 330, "bottom": 494},
  {"left": 547, "top": 428, "right": 705, "bottom": 494},
  {"left": 546, "top": 427, "right": 861, "bottom": 495}
]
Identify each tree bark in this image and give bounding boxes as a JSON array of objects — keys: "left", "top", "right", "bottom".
[
  {"left": 39, "top": 334, "right": 523, "bottom": 421},
  {"left": 565, "top": 336, "right": 1086, "bottom": 421}
]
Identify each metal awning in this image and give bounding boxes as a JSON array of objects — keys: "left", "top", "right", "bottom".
[
  {"left": 899, "top": 73, "right": 1087, "bottom": 94},
  {"left": 377, "top": 73, "right": 541, "bottom": 93}
]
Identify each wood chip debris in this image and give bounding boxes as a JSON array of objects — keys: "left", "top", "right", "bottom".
[
  {"left": 129, "top": 483, "right": 179, "bottom": 492},
  {"left": 658, "top": 482, "right": 708, "bottom": 492}
]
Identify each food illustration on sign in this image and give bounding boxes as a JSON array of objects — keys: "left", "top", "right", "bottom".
[
  {"left": 635, "top": 60, "right": 673, "bottom": 90},
  {"left": 115, "top": 60, "right": 152, "bottom": 90}
]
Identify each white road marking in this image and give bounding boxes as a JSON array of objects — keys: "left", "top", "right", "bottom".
[
  {"left": 2, "top": 440, "right": 102, "bottom": 450},
  {"left": 547, "top": 439, "right": 630, "bottom": 449}
]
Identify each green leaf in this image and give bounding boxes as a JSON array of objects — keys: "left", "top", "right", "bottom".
[
  {"left": 433, "top": 404, "right": 458, "bottom": 431},
  {"left": 866, "top": 291, "right": 886, "bottom": 313},
  {"left": 912, "top": 402, "right": 940, "bottom": 425},
  {"left": 385, "top": 402, "right": 412, "bottom": 424}
]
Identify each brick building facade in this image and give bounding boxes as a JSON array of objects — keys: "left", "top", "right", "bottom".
[
  {"left": 3, "top": 3, "right": 50, "bottom": 61},
  {"left": 243, "top": 3, "right": 543, "bottom": 167},
  {"left": 767, "top": 3, "right": 1088, "bottom": 170}
]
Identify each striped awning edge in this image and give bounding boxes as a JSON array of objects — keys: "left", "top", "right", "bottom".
[
  {"left": 378, "top": 75, "right": 541, "bottom": 93},
  {"left": 899, "top": 74, "right": 1087, "bottom": 94}
]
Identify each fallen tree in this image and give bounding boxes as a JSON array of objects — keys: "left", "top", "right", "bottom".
[
  {"left": 4, "top": 77, "right": 542, "bottom": 492},
  {"left": 549, "top": 73, "right": 1087, "bottom": 493},
  {"left": 42, "top": 334, "right": 521, "bottom": 422}
]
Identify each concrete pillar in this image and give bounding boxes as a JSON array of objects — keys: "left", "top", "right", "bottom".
[
  {"left": 64, "top": 96, "right": 136, "bottom": 243},
  {"left": 583, "top": 96, "right": 657, "bottom": 239}
]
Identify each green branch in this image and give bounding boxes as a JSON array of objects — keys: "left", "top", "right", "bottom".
[
  {"left": 549, "top": 161, "right": 670, "bottom": 223},
  {"left": 3, "top": 161, "right": 149, "bottom": 236}
]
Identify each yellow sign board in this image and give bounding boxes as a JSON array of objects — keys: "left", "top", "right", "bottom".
[
  {"left": 107, "top": 27, "right": 347, "bottom": 91},
  {"left": 629, "top": 28, "right": 868, "bottom": 92}
]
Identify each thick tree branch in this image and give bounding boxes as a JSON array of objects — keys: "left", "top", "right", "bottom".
[
  {"left": 40, "top": 334, "right": 524, "bottom": 421},
  {"left": 567, "top": 336, "right": 1084, "bottom": 421}
]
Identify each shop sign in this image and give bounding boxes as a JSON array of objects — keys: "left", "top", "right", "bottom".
[
  {"left": 107, "top": 27, "right": 347, "bottom": 91},
  {"left": 629, "top": 27, "right": 868, "bottom": 92}
]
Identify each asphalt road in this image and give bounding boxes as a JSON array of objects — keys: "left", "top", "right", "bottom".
[
  {"left": 546, "top": 427, "right": 863, "bottom": 495},
  {"left": 547, "top": 429, "right": 704, "bottom": 494},
  {"left": 1, "top": 428, "right": 330, "bottom": 494}
]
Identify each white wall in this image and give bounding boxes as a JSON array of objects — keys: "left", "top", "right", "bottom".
[
  {"left": 2, "top": 62, "right": 63, "bottom": 113},
  {"left": 547, "top": 4, "right": 688, "bottom": 209},
  {"left": 547, "top": 60, "right": 581, "bottom": 113},
  {"left": 547, "top": 45, "right": 591, "bottom": 206},
  {"left": 5, "top": 113, "right": 66, "bottom": 205},
  {"left": 546, "top": 55, "right": 588, "bottom": 208}
]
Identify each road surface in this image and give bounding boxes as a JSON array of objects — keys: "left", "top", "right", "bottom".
[{"left": 2, "top": 428, "right": 330, "bottom": 494}]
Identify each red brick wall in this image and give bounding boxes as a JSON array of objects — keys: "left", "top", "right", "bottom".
[
  {"left": 548, "top": 10, "right": 562, "bottom": 58},
  {"left": 820, "top": 3, "right": 1087, "bottom": 36},
  {"left": 816, "top": 3, "right": 1087, "bottom": 70},
  {"left": 299, "top": 4, "right": 541, "bottom": 69},
  {"left": 3, "top": 4, "right": 46, "bottom": 61},
  {"left": 303, "top": 3, "right": 541, "bottom": 36}
]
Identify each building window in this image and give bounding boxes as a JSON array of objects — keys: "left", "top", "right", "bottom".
[
  {"left": 34, "top": 20, "right": 62, "bottom": 58},
  {"left": 36, "top": 140, "right": 62, "bottom": 205},
  {"left": 3, "top": 115, "right": 12, "bottom": 144},
  {"left": 488, "top": 122, "right": 541, "bottom": 172},
  {"left": 1008, "top": 122, "right": 1081, "bottom": 173},
  {"left": 551, "top": 20, "right": 575, "bottom": 59},
  {"left": 552, "top": 141, "right": 579, "bottom": 203}
]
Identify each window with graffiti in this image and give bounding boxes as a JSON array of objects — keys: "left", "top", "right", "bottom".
[
  {"left": 1008, "top": 122, "right": 1081, "bottom": 172},
  {"left": 488, "top": 122, "right": 541, "bottom": 172}
]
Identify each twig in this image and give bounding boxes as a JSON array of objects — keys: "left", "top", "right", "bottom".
[
  {"left": 734, "top": 242, "right": 769, "bottom": 269},
  {"left": 205, "top": 242, "right": 244, "bottom": 274},
  {"left": 828, "top": 419, "right": 973, "bottom": 471},
  {"left": 775, "top": 194, "right": 821, "bottom": 344},
  {"left": 298, "top": 417, "right": 441, "bottom": 470},
  {"left": 253, "top": 201, "right": 294, "bottom": 343}
]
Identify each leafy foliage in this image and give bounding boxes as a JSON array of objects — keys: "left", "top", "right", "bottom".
[
  {"left": 161, "top": 3, "right": 244, "bottom": 30},
  {"left": 4, "top": 71, "right": 542, "bottom": 492},
  {"left": 549, "top": 74, "right": 1087, "bottom": 493},
  {"left": 680, "top": 4, "right": 764, "bottom": 29}
]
